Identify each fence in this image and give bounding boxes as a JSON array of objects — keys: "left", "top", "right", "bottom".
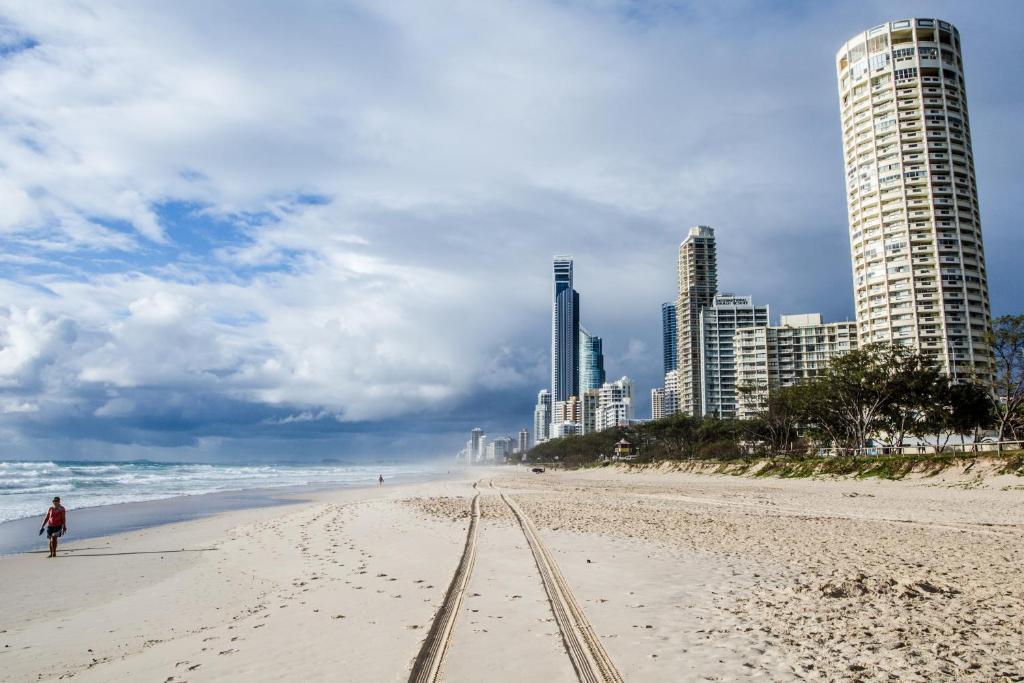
[{"left": 812, "top": 440, "right": 1024, "bottom": 458}]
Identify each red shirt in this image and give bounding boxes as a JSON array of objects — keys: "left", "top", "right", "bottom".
[{"left": 46, "top": 506, "right": 66, "bottom": 527}]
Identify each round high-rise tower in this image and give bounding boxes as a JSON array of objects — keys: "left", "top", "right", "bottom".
[{"left": 836, "top": 18, "right": 992, "bottom": 381}]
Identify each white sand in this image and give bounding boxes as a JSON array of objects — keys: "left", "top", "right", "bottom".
[{"left": 2, "top": 467, "right": 1022, "bottom": 681}]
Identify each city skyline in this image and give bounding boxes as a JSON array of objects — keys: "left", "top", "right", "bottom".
[
  {"left": 0, "top": 3, "right": 1022, "bottom": 461},
  {"left": 530, "top": 18, "right": 999, "bottom": 445}
]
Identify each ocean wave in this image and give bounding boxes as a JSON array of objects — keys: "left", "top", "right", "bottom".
[
  {"left": 0, "top": 464, "right": 60, "bottom": 471},
  {"left": 0, "top": 460, "right": 437, "bottom": 523}
]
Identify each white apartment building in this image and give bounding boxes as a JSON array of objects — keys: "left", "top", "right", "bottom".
[
  {"left": 651, "top": 387, "right": 665, "bottom": 421},
  {"left": 699, "top": 295, "right": 769, "bottom": 418},
  {"left": 551, "top": 396, "right": 581, "bottom": 436},
  {"left": 652, "top": 370, "right": 680, "bottom": 422},
  {"left": 533, "top": 389, "right": 551, "bottom": 444},
  {"left": 676, "top": 226, "right": 718, "bottom": 416},
  {"left": 581, "top": 389, "right": 600, "bottom": 435},
  {"left": 734, "top": 314, "right": 858, "bottom": 419},
  {"left": 836, "top": 18, "right": 992, "bottom": 383},
  {"left": 596, "top": 377, "right": 634, "bottom": 431},
  {"left": 663, "top": 369, "right": 680, "bottom": 417},
  {"left": 551, "top": 422, "right": 581, "bottom": 438}
]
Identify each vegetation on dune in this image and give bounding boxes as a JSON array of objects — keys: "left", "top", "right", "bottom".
[
  {"left": 999, "top": 452, "right": 1024, "bottom": 476},
  {"left": 526, "top": 322, "right": 1024, "bottom": 475},
  {"left": 748, "top": 453, "right": 1002, "bottom": 480},
  {"left": 639, "top": 452, "right": 1024, "bottom": 480}
]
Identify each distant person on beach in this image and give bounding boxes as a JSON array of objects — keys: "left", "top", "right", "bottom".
[
  {"left": 378, "top": 474, "right": 384, "bottom": 486},
  {"left": 39, "top": 496, "right": 67, "bottom": 558}
]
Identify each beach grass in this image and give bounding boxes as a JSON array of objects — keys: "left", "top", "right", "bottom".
[{"left": 618, "top": 451, "right": 1024, "bottom": 481}]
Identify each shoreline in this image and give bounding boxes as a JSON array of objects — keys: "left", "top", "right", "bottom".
[
  {"left": 0, "top": 475, "right": 477, "bottom": 683},
  {"left": 0, "top": 468, "right": 453, "bottom": 556}
]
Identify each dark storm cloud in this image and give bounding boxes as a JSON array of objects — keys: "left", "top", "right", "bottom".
[{"left": 0, "top": 0, "right": 1020, "bottom": 460}]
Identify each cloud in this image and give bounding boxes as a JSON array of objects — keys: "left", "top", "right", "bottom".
[
  {"left": 0, "top": 0, "right": 1021, "bottom": 459},
  {"left": 0, "top": 307, "right": 78, "bottom": 392}
]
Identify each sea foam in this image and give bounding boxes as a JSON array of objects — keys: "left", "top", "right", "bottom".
[{"left": 0, "top": 460, "right": 434, "bottom": 523}]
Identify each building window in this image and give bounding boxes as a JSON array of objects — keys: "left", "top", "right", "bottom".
[{"left": 894, "top": 67, "right": 918, "bottom": 81}]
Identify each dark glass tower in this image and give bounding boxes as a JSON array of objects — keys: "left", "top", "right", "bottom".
[
  {"left": 551, "top": 257, "right": 580, "bottom": 402},
  {"left": 661, "top": 302, "right": 678, "bottom": 376},
  {"left": 580, "top": 328, "right": 605, "bottom": 391}
]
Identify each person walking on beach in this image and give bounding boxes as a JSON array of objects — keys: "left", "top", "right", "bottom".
[
  {"left": 378, "top": 474, "right": 384, "bottom": 487},
  {"left": 39, "top": 497, "right": 67, "bottom": 558}
]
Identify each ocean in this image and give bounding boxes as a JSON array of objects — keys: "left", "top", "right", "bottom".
[{"left": 0, "top": 460, "right": 441, "bottom": 524}]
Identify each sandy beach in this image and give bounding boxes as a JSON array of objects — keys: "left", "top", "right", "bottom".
[{"left": 2, "top": 466, "right": 1022, "bottom": 682}]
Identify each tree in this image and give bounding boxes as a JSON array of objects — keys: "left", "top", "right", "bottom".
[
  {"left": 794, "top": 343, "right": 947, "bottom": 453},
  {"left": 946, "top": 381, "right": 995, "bottom": 450},
  {"left": 783, "top": 378, "right": 846, "bottom": 449},
  {"left": 822, "top": 344, "right": 917, "bottom": 450},
  {"left": 748, "top": 385, "right": 808, "bottom": 454},
  {"left": 989, "top": 315, "right": 1024, "bottom": 446},
  {"left": 657, "top": 413, "right": 700, "bottom": 459},
  {"left": 913, "top": 377, "right": 955, "bottom": 453},
  {"left": 877, "top": 351, "right": 948, "bottom": 450}
]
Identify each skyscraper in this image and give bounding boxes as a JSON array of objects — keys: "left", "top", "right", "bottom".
[
  {"left": 676, "top": 226, "right": 718, "bottom": 416},
  {"left": 661, "top": 302, "right": 678, "bottom": 376},
  {"left": 470, "top": 427, "right": 484, "bottom": 464},
  {"left": 533, "top": 389, "right": 551, "bottom": 444},
  {"left": 651, "top": 387, "right": 666, "bottom": 420},
  {"left": 698, "top": 295, "right": 769, "bottom": 418},
  {"left": 579, "top": 327, "right": 606, "bottom": 391},
  {"left": 580, "top": 388, "right": 600, "bottom": 434},
  {"left": 836, "top": 18, "right": 992, "bottom": 382},
  {"left": 551, "top": 257, "right": 580, "bottom": 401},
  {"left": 518, "top": 428, "right": 529, "bottom": 454}
]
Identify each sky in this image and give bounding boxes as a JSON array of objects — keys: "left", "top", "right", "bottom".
[{"left": 0, "top": 1, "right": 1022, "bottom": 462}]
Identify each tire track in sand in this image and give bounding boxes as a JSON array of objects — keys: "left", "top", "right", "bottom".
[
  {"left": 408, "top": 483, "right": 482, "bottom": 683},
  {"left": 492, "top": 481, "right": 624, "bottom": 683}
]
